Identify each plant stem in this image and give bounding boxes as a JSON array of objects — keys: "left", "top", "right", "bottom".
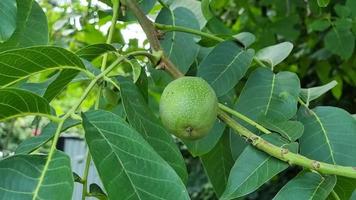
[
  {"left": 125, "top": 50, "right": 160, "bottom": 64},
  {"left": 101, "top": 0, "right": 120, "bottom": 71},
  {"left": 157, "top": 0, "right": 169, "bottom": 8},
  {"left": 298, "top": 97, "right": 309, "bottom": 107},
  {"left": 331, "top": 190, "right": 341, "bottom": 200},
  {"left": 154, "top": 23, "right": 224, "bottom": 42},
  {"left": 123, "top": 0, "right": 183, "bottom": 79},
  {"left": 218, "top": 103, "right": 271, "bottom": 134},
  {"left": 33, "top": 54, "right": 129, "bottom": 199},
  {"left": 253, "top": 57, "right": 268, "bottom": 68},
  {"left": 126, "top": 0, "right": 356, "bottom": 179},
  {"left": 123, "top": 0, "right": 160, "bottom": 51},
  {"left": 32, "top": 120, "right": 64, "bottom": 198},
  {"left": 218, "top": 110, "right": 356, "bottom": 179},
  {"left": 81, "top": 151, "right": 92, "bottom": 200}
]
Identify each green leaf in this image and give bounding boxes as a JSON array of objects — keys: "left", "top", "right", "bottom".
[
  {"left": 171, "top": 0, "right": 207, "bottom": 29},
  {"left": 201, "top": 0, "right": 214, "bottom": 21},
  {"left": 334, "top": 18, "right": 353, "bottom": 30},
  {"left": 82, "top": 110, "right": 190, "bottom": 200},
  {"left": 330, "top": 177, "right": 356, "bottom": 200},
  {"left": 308, "top": 19, "right": 331, "bottom": 32},
  {"left": 120, "top": 0, "right": 156, "bottom": 22},
  {"left": 324, "top": 25, "right": 355, "bottom": 60},
  {"left": 334, "top": 4, "right": 351, "bottom": 18},
  {"left": 118, "top": 76, "right": 188, "bottom": 182},
  {"left": 20, "top": 74, "right": 59, "bottom": 96},
  {"left": 347, "top": 0, "right": 356, "bottom": 18},
  {"left": 0, "top": 88, "right": 52, "bottom": 121},
  {"left": 156, "top": 7, "right": 200, "bottom": 74},
  {"left": 258, "top": 117, "right": 304, "bottom": 141},
  {"left": 75, "top": 43, "right": 117, "bottom": 61},
  {"left": 210, "top": 0, "right": 229, "bottom": 10},
  {"left": 0, "top": 150, "right": 74, "bottom": 200},
  {"left": 0, "top": 0, "right": 48, "bottom": 52},
  {"left": 206, "top": 17, "right": 232, "bottom": 35},
  {"left": 0, "top": 0, "right": 17, "bottom": 43},
  {"left": 234, "top": 32, "right": 256, "bottom": 48},
  {"left": 135, "top": 68, "right": 148, "bottom": 102},
  {"left": 273, "top": 172, "right": 336, "bottom": 200},
  {"left": 0, "top": 46, "right": 85, "bottom": 87},
  {"left": 298, "top": 106, "right": 356, "bottom": 165},
  {"left": 0, "top": 46, "right": 86, "bottom": 101},
  {"left": 201, "top": 130, "right": 234, "bottom": 197},
  {"left": 198, "top": 41, "right": 254, "bottom": 97},
  {"left": 230, "top": 129, "right": 247, "bottom": 160},
  {"left": 45, "top": 70, "right": 85, "bottom": 101},
  {"left": 235, "top": 67, "right": 300, "bottom": 130},
  {"left": 271, "top": 15, "right": 300, "bottom": 41},
  {"left": 317, "top": 0, "right": 330, "bottom": 7},
  {"left": 15, "top": 118, "right": 80, "bottom": 154},
  {"left": 256, "top": 42, "right": 293, "bottom": 68},
  {"left": 300, "top": 81, "right": 337, "bottom": 104},
  {"left": 331, "top": 76, "right": 343, "bottom": 99},
  {"left": 126, "top": 59, "right": 142, "bottom": 83},
  {"left": 221, "top": 134, "right": 298, "bottom": 200},
  {"left": 184, "top": 119, "right": 226, "bottom": 157}
]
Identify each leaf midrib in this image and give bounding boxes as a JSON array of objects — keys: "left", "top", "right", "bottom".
[
  {"left": 308, "top": 176, "right": 325, "bottom": 200},
  {"left": 310, "top": 109, "right": 336, "bottom": 164},
  {"left": 210, "top": 50, "right": 244, "bottom": 86},
  {"left": 87, "top": 120, "right": 143, "bottom": 200},
  {"left": 167, "top": 9, "right": 176, "bottom": 58},
  {"left": 264, "top": 73, "right": 275, "bottom": 115},
  {"left": 224, "top": 148, "right": 279, "bottom": 199}
]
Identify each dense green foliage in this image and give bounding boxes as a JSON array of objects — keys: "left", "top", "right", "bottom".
[{"left": 0, "top": 0, "right": 355, "bottom": 200}]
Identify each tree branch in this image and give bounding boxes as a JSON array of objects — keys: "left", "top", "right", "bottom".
[
  {"left": 154, "top": 23, "right": 224, "bottom": 42},
  {"left": 125, "top": 0, "right": 356, "bottom": 179},
  {"left": 123, "top": 0, "right": 183, "bottom": 79},
  {"left": 218, "top": 110, "right": 356, "bottom": 179},
  {"left": 218, "top": 103, "right": 271, "bottom": 134}
]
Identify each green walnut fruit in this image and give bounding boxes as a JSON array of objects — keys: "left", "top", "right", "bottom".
[{"left": 159, "top": 76, "right": 218, "bottom": 140}]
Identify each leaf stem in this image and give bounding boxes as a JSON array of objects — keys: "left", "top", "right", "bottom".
[
  {"left": 126, "top": 0, "right": 356, "bottom": 180},
  {"left": 298, "top": 97, "right": 309, "bottom": 107},
  {"left": 218, "top": 110, "right": 356, "bottom": 179},
  {"left": 101, "top": 0, "right": 120, "bottom": 72},
  {"left": 154, "top": 23, "right": 224, "bottom": 42},
  {"left": 157, "top": 0, "right": 169, "bottom": 8},
  {"left": 33, "top": 54, "right": 129, "bottom": 199},
  {"left": 32, "top": 119, "right": 64, "bottom": 198},
  {"left": 218, "top": 103, "right": 271, "bottom": 134},
  {"left": 331, "top": 190, "right": 341, "bottom": 200},
  {"left": 253, "top": 57, "right": 268, "bottom": 68},
  {"left": 81, "top": 151, "right": 92, "bottom": 200}
]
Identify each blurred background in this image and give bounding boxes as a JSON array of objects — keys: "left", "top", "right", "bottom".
[{"left": 0, "top": 0, "right": 355, "bottom": 199}]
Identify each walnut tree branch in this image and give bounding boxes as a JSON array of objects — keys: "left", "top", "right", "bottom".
[
  {"left": 123, "top": 0, "right": 183, "bottom": 78},
  {"left": 124, "top": 0, "right": 356, "bottom": 179}
]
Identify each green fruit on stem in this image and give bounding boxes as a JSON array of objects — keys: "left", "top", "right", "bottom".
[{"left": 159, "top": 76, "right": 218, "bottom": 140}]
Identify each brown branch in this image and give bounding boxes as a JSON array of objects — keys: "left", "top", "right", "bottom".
[
  {"left": 123, "top": 0, "right": 183, "bottom": 78},
  {"left": 124, "top": 0, "right": 356, "bottom": 179}
]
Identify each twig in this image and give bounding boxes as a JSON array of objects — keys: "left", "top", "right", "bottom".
[
  {"left": 125, "top": 0, "right": 356, "bottom": 179},
  {"left": 218, "top": 110, "right": 356, "bottom": 179},
  {"left": 218, "top": 103, "right": 271, "bottom": 134},
  {"left": 123, "top": 0, "right": 183, "bottom": 78}
]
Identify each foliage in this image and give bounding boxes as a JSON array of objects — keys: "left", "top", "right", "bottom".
[
  {"left": 0, "top": 0, "right": 355, "bottom": 200},
  {"left": 208, "top": 0, "right": 356, "bottom": 105}
]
